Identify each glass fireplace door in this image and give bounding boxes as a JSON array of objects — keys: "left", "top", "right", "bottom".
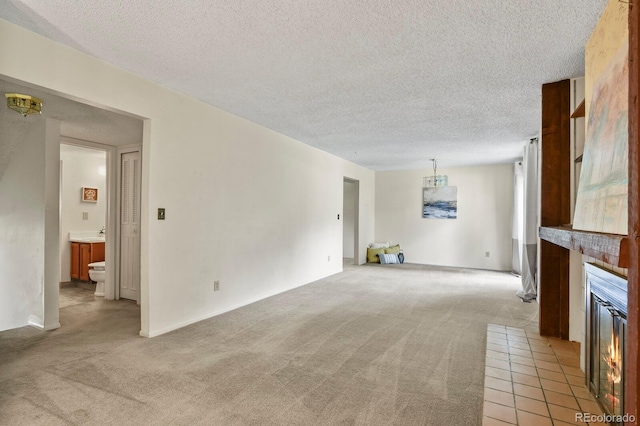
[{"left": 591, "top": 296, "right": 625, "bottom": 418}]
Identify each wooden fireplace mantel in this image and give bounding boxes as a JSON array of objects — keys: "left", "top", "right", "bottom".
[{"left": 539, "top": 225, "right": 629, "bottom": 268}]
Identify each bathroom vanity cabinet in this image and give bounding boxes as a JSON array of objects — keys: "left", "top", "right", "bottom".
[{"left": 70, "top": 241, "right": 105, "bottom": 281}]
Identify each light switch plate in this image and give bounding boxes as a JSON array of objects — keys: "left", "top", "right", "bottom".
[{"left": 158, "top": 208, "right": 165, "bottom": 220}]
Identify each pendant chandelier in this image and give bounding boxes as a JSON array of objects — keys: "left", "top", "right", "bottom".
[{"left": 423, "top": 159, "right": 448, "bottom": 187}]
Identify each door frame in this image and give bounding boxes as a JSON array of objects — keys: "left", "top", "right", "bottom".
[
  {"left": 59, "top": 137, "right": 117, "bottom": 300},
  {"left": 116, "top": 144, "right": 142, "bottom": 303},
  {"left": 343, "top": 177, "right": 360, "bottom": 265}
]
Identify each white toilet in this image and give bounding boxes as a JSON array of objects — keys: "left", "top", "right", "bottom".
[{"left": 88, "top": 261, "right": 106, "bottom": 297}]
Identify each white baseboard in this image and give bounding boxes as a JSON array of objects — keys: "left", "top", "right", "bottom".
[
  {"left": 143, "top": 295, "right": 274, "bottom": 338},
  {"left": 44, "top": 322, "right": 61, "bottom": 331},
  {"left": 28, "top": 320, "right": 44, "bottom": 330},
  {"left": 29, "top": 316, "right": 60, "bottom": 331},
  {"left": 142, "top": 269, "right": 342, "bottom": 338}
]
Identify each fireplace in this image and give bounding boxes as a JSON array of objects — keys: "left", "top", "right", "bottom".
[{"left": 585, "top": 263, "right": 628, "bottom": 423}]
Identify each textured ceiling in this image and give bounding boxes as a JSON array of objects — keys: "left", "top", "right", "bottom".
[{"left": 0, "top": 0, "right": 608, "bottom": 170}]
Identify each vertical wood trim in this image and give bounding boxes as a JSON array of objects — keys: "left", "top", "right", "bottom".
[
  {"left": 539, "top": 80, "right": 571, "bottom": 338},
  {"left": 626, "top": 2, "right": 639, "bottom": 424}
]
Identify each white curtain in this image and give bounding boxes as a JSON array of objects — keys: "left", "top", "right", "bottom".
[
  {"left": 517, "top": 139, "right": 538, "bottom": 302},
  {"left": 512, "top": 162, "right": 524, "bottom": 275}
]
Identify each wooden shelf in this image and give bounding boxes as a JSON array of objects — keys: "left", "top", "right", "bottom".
[
  {"left": 571, "top": 99, "right": 585, "bottom": 118},
  {"left": 539, "top": 225, "right": 628, "bottom": 268}
]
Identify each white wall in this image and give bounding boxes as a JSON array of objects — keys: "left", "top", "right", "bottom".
[
  {"left": 375, "top": 164, "right": 514, "bottom": 271},
  {"left": 342, "top": 180, "right": 357, "bottom": 258},
  {"left": 43, "top": 120, "right": 61, "bottom": 331},
  {"left": 0, "top": 19, "right": 375, "bottom": 337},
  {"left": 0, "top": 118, "right": 60, "bottom": 332},
  {"left": 59, "top": 145, "right": 107, "bottom": 282}
]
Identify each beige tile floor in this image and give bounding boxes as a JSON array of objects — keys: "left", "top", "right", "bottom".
[{"left": 482, "top": 324, "right": 609, "bottom": 426}]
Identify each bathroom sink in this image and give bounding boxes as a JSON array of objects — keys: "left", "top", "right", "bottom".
[{"left": 70, "top": 237, "right": 105, "bottom": 243}]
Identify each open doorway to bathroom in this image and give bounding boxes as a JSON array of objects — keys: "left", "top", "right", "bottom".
[
  {"left": 60, "top": 142, "right": 142, "bottom": 310},
  {"left": 53, "top": 108, "right": 143, "bottom": 329},
  {"left": 343, "top": 177, "right": 359, "bottom": 266},
  {"left": 59, "top": 143, "right": 108, "bottom": 305}
]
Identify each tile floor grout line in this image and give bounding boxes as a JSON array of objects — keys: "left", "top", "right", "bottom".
[{"left": 483, "top": 323, "right": 606, "bottom": 426}]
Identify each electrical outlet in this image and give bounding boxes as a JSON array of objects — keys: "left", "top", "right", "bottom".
[
  {"left": 328, "top": 255, "right": 331, "bottom": 262},
  {"left": 214, "top": 280, "right": 220, "bottom": 291},
  {"left": 82, "top": 212, "right": 89, "bottom": 220},
  {"left": 485, "top": 251, "right": 490, "bottom": 258}
]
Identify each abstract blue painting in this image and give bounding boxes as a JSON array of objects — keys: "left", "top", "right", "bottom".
[{"left": 423, "top": 186, "right": 457, "bottom": 219}]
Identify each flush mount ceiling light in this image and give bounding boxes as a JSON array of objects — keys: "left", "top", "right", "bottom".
[{"left": 5, "top": 93, "right": 42, "bottom": 117}]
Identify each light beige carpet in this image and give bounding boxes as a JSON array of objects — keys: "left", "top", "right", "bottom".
[{"left": 0, "top": 263, "right": 537, "bottom": 425}]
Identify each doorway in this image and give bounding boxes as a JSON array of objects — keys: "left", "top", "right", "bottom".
[
  {"left": 58, "top": 141, "right": 142, "bottom": 310},
  {"left": 343, "top": 178, "right": 359, "bottom": 265},
  {"left": 59, "top": 143, "right": 108, "bottom": 300},
  {"left": 0, "top": 76, "right": 145, "bottom": 333}
]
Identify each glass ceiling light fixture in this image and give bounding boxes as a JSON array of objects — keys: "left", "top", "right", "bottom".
[
  {"left": 5, "top": 93, "right": 43, "bottom": 117},
  {"left": 423, "top": 158, "right": 448, "bottom": 187}
]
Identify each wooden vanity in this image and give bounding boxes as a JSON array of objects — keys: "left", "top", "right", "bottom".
[{"left": 70, "top": 241, "right": 105, "bottom": 281}]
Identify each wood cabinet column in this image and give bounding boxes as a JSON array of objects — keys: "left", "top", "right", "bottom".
[{"left": 539, "top": 80, "right": 571, "bottom": 339}]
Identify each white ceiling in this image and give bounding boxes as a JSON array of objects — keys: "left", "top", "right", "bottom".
[{"left": 0, "top": 0, "right": 608, "bottom": 170}]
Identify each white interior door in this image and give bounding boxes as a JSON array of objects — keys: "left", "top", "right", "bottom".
[{"left": 120, "top": 151, "right": 140, "bottom": 301}]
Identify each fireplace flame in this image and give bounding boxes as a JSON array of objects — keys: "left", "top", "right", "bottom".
[{"left": 605, "top": 332, "right": 621, "bottom": 385}]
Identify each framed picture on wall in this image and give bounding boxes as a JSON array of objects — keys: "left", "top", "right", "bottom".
[
  {"left": 422, "top": 186, "right": 457, "bottom": 219},
  {"left": 82, "top": 187, "right": 98, "bottom": 202}
]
